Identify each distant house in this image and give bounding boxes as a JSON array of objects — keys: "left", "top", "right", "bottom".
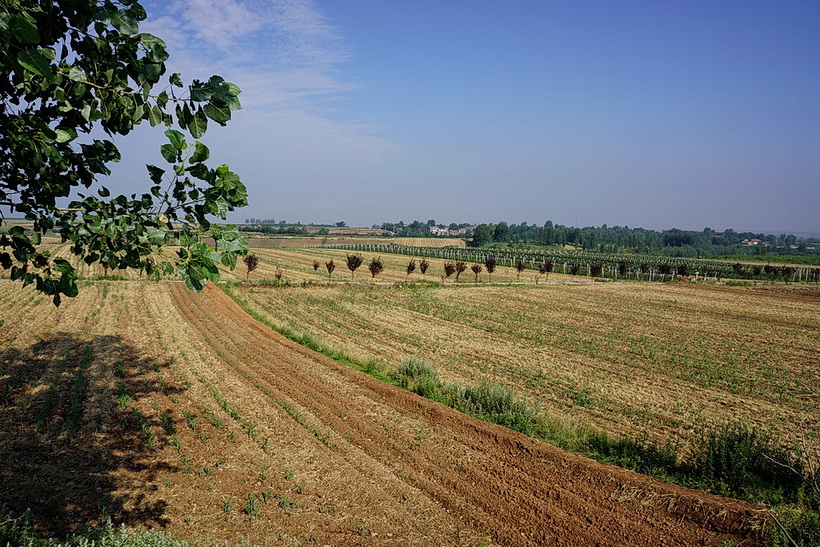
[
  {"left": 741, "top": 239, "right": 769, "bottom": 247},
  {"left": 429, "top": 226, "right": 472, "bottom": 237}
]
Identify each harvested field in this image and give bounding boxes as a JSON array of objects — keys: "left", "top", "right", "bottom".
[
  {"left": 231, "top": 281, "right": 820, "bottom": 458},
  {"left": 0, "top": 281, "right": 764, "bottom": 545}
]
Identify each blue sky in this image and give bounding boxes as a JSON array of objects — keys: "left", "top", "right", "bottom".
[{"left": 109, "top": 0, "right": 820, "bottom": 233}]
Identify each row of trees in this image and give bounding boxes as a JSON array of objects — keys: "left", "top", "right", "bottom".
[
  {"left": 244, "top": 249, "right": 819, "bottom": 284},
  {"left": 468, "top": 222, "right": 814, "bottom": 257},
  {"left": 322, "top": 244, "right": 820, "bottom": 283}
]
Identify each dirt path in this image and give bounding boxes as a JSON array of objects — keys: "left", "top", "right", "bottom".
[{"left": 166, "top": 283, "right": 764, "bottom": 546}]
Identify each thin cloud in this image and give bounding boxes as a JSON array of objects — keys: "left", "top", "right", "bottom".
[{"left": 143, "top": 0, "right": 352, "bottom": 111}]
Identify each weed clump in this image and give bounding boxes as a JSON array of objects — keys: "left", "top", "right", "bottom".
[
  {"left": 391, "top": 358, "right": 441, "bottom": 398},
  {"left": 456, "top": 379, "right": 535, "bottom": 434},
  {"left": 685, "top": 423, "right": 807, "bottom": 502}
]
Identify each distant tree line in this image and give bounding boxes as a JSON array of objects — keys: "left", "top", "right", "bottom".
[{"left": 468, "top": 222, "right": 816, "bottom": 258}]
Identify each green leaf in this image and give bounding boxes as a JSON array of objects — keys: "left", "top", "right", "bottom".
[
  {"left": 146, "top": 228, "right": 166, "bottom": 245},
  {"left": 170, "top": 73, "right": 183, "bottom": 87},
  {"left": 160, "top": 144, "right": 177, "bottom": 163},
  {"left": 98, "top": 187, "right": 110, "bottom": 197},
  {"left": 148, "top": 104, "right": 162, "bottom": 126},
  {"left": 68, "top": 66, "right": 87, "bottom": 82},
  {"left": 17, "top": 50, "right": 53, "bottom": 79},
  {"left": 165, "top": 129, "right": 186, "bottom": 150},
  {"left": 112, "top": 10, "right": 140, "bottom": 34},
  {"left": 147, "top": 165, "right": 165, "bottom": 184},
  {"left": 191, "top": 142, "right": 210, "bottom": 163},
  {"left": 54, "top": 127, "right": 77, "bottom": 143},
  {"left": 10, "top": 14, "right": 40, "bottom": 44},
  {"left": 203, "top": 102, "right": 231, "bottom": 124},
  {"left": 189, "top": 109, "right": 208, "bottom": 139}
]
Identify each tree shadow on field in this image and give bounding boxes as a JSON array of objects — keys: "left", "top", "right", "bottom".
[{"left": 0, "top": 332, "right": 184, "bottom": 537}]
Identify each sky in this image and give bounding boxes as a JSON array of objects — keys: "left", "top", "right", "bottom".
[{"left": 105, "top": 0, "right": 820, "bottom": 234}]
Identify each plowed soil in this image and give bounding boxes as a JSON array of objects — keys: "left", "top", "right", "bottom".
[{"left": 0, "top": 281, "right": 764, "bottom": 545}]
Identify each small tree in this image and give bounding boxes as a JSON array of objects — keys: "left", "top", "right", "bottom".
[
  {"left": 471, "top": 263, "right": 482, "bottom": 283},
  {"left": 570, "top": 263, "right": 581, "bottom": 276},
  {"left": 659, "top": 263, "right": 672, "bottom": 281},
  {"left": 590, "top": 263, "right": 603, "bottom": 278},
  {"left": 537, "top": 262, "right": 549, "bottom": 285},
  {"left": 677, "top": 263, "right": 689, "bottom": 279},
  {"left": 515, "top": 260, "right": 526, "bottom": 281},
  {"left": 325, "top": 259, "right": 335, "bottom": 279},
  {"left": 346, "top": 254, "right": 363, "bottom": 280},
  {"left": 419, "top": 258, "right": 430, "bottom": 275},
  {"left": 313, "top": 260, "right": 321, "bottom": 272},
  {"left": 443, "top": 262, "right": 456, "bottom": 281},
  {"left": 455, "top": 261, "right": 467, "bottom": 282},
  {"left": 369, "top": 256, "right": 384, "bottom": 279},
  {"left": 274, "top": 267, "right": 284, "bottom": 281},
  {"left": 406, "top": 259, "right": 416, "bottom": 278},
  {"left": 243, "top": 254, "right": 259, "bottom": 281},
  {"left": 484, "top": 256, "right": 497, "bottom": 282},
  {"left": 618, "top": 261, "right": 628, "bottom": 278}
]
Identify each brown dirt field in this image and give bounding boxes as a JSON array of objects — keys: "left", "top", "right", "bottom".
[{"left": 0, "top": 281, "right": 765, "bottom": 545}]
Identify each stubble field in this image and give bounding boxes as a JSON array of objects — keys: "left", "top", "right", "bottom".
[
  {"left": 0, "top": 280, "right": 763, "bottom": 545},
  {"left": 226, "top": 248, "right": 820, "bottom": 460}
]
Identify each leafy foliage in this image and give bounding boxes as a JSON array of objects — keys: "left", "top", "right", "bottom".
[
  {"left": 470, "top": 263, "right": 482, "bottom": 282},
  {"left": 243, "top": 253, "right": 259, "bottom": 280},
  {"left": 368, "top": 256, "right": 384, "bottom": 279},
  {"left": 325, "top": 259, "right": 335, "bottom": 278},
  {"left": 0, "top": 0, "right": 248, "bottom": 303},
  {"left": 454, "top": 260, "right": 467, "bottom": 281},
  {"left": 345, "top": 254, "right": 363, "bottom": 279}
]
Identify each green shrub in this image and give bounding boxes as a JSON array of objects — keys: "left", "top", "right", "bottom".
[
  {"left": 391, "top": 358, "right": 441, "bottom": 398},
  {"left": 767, "top": 504, "right": 820, "bottom": 546},
  {"left": 685, "top": 423, "right": 805, "bottom": 501},
  {"left": 458, "top": 379, "right": 535, "bottom": 434},
  {"left": 587, "top": 433, "right": 679, "bottom": 477}
]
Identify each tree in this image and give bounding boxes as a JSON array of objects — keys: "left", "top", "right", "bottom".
[
  {"left": 313, "top": 260, "right": 320, "bottom": 272},
  {"left": 493, "top": 222, "right": 510, "bottom": 242},
  {"left": 406, "top": 259, "right": 416, "bottom": 278},
  {"left": 368, "top": 256, "right": 384, "bottom": 279},
  {"left": 470, "top": 263, "right": 482, "bottom": 283},
  {"left": 484, "top": 255, "right": 497, "bottom": 281},
  {"left": 0, "top": 0, "right": 248, "bottom": 304},
  {"left": 325, "top": 259, "right": 335, "bottom": 279},
  {"left": 346, "top": 254, "right": 363, "bottom": 280},
  {"left": 515, "top": 259, "right": 525, "bottom": 281},
  {"left": 419, "top": 258, "right": 429, "bottom": 275},
  {"left": 455, "top": 260, "right": 467, "bottom": 281},
  {"left": 243, "top": 254, "right": 258, "bottom": 281},
  {"left": 469, "top": 224, "right": 492, "bottom": 247},
  {"left": 443, "top": 262, "right": 456, "bottom": 281},
  {"left": 537, "top": 261, "right": 550, "bottom": 284}
]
